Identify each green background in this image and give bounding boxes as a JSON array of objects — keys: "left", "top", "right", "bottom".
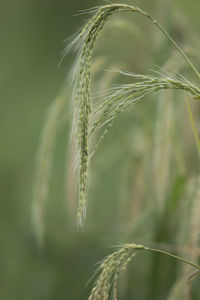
[{"left": 1, "top": 0, "right": 200, "bottom": 299}]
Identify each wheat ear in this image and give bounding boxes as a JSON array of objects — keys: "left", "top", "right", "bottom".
[
  {"left": 88, "top": 243, "right": 200, "bottom": 300},
  {"left": 67, "top": 3, "right": 200, "bottom": 228},
  {"left": 32, "top": 91, "right": 66, "bottom": 245}
]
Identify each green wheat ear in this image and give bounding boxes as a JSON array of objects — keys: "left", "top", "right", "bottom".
[
  {"left": 67, "top": 3, "right": 200, "bottom": 229},
  {"left": 88, "top": 243, "right": 200, "bottom": 300}
]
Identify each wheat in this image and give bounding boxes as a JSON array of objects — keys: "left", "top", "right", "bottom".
[
  {"left": 88, "top": 243, "right": 200, "bottom": 299},
  {"left": 67, "top": 3, "right": 200, "bottom": 228},
  {"left": 91, "top": 72, "right": 200, "bottom": 157},
  {"left": 33, "top": 3, "right": 200, "bottom": 297},
  {"left": 32, "top": 91, "right": 66, "bottom": 245},
  {"left": 88, "top": 244, "right": 144, "bottom": 300}
]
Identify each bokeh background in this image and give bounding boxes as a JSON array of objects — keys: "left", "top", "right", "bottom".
[{"left": 1, "top": 0, "right": 200, "bottom": 299}]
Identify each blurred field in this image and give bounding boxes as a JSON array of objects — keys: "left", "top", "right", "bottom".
[{"left": 1, "top": 0, "right": 200, "bottom": 299}]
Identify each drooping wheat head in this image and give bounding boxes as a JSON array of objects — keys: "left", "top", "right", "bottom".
[
  {"left": 88, "top": 243, "right": 200, "bottom": 300},
  {"left": 66, "top": 4, "right": 200, "bottom": 228}
]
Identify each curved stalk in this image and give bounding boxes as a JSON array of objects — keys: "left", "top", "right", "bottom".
[{"left": 145, "top": 247, "right": 200, "bottom": 270}]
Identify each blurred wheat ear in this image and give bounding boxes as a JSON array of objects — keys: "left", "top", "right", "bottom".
[
  {"left": 168, "top": 96, "right": 200, "bottom": 299},
  {"left": 32, "top": 91, "right": 67, "bottom": 246}
]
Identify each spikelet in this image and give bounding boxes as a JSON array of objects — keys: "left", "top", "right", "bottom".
[
  {"left": 88, "top": 244, "right": 144, "bottom": 300},
  {"left": 67, "top": 4, "right": 160, "bottom": 228},
  {"left": 91, "top": 72, "right": 200, "bottom": 156}
]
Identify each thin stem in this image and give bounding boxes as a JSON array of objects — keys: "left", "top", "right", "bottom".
[
  {"left": 120, "top": 4, "right": 200, "bottom": 81},
  {"left": 146, "top": 247, "right": 200, "bottom": 270},
  {"left": 152, "top": 20, "right": 200, "bottom": 81}
]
